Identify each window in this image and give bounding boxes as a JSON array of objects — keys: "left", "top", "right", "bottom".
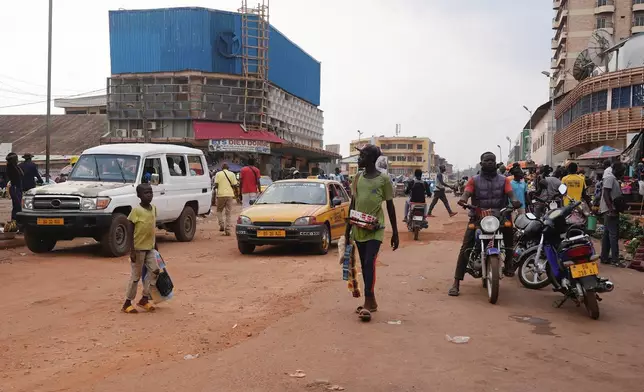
[
  {"left": 633, "top": 84, "right": 644, "bottom": 107},
  {"left": 635, "top": 13, "right": 644, "bottom": 27},
  {"left": 596, "top": 0, "right": 608, "bottom": 6},
  {"left": 389, "top": 156, "right": 396, "bottom": 162},
  {"left": 142, "top": 158, "right": 163, "bottom": 184},
  {"left": 416, "top": 156, "right": 423, "bottom": 162},
  {"left": 187, "top": 155, "right": 204, "bottom": 175},
  {"left": 396, "top": 144, "right": 407, "bottom": 149},
  {"left": 69, "top": 154, "right": 140, "bottom": 183},
  {"left": 398, "top": 156, "right": 407, "bottom": 162},
  {"left": 407, "top": 144, "right": 413, "bottom": 150},
  {"left": 333, "top": 184, "right": 350, "bottom": 203},
  {"left": 596, "top": 17, "right": 609, "bottom": 29},
  {"left": 417, "top": 144, "right": 423, "bottom": 150},
  {"left": 611, "top": 86, "right": 632, "bottom": 109},
  {"left": 591, "top": 90, "right": 608, "bottom": 112},
  {"left": 166, "top": 155, "right": 187, "bottom": 176},
  {"left": 580, "top": 95, "right": 591, "bottom": 115}
]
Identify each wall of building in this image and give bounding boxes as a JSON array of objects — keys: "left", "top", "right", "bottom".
[
  {"left": 109, "top": 8, "right": 321, "bottom": 106},
  {"left": 348, "top": 136, "right": 433, "bottom": 176}
]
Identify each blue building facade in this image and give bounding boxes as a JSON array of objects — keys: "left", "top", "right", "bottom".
[{"left": 109, "top": 8, "right": 321, "bottom": 106}]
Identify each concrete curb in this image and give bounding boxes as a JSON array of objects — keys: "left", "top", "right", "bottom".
[{"left": 0, "top": 237, "right": 25, "bottom": 250}]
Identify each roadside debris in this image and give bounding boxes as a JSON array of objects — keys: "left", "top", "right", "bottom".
[
  {"left": 288, "top": 370, "right": 306, "bottom": 378},
  {"left": 183, "top": 354, "right": 199, "bottom": 360},
  {"left": 387, "top": 320, "right": 402, "bottom": 325},
  {"left": 446, "top": 335, "right": 470, "bottom": 344}
]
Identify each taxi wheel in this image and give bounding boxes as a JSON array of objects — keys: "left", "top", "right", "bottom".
[
  {"left": 315, "top": 224, "right": 330, "bottom": 255},
  {"left": 238, "top": 242, "right": 256, "bottom": 255}
]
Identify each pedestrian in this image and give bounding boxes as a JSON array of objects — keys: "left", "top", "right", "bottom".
[
  {"left": 239, "top": 158, "right": 261, "bottom": 209},
  {"left": 562, "top": 162, "right": 591, "bottom": 206},
  {"left": 5, "top": 153, "right": 23, "bottom": 227},
  {"left": 600, "top": 161, "right": 626, "bottom": 267},
  {"left": 344, "top": 144, "right": 399, "bottom": 322},
  {"left": 428, "top": 165, "right": 457, "bottom": 218},
  {"left": 122, "top": 183, "right": 160, "bottom": 314},
  {"left": 214, "top": 163, "right": 238, "bottom": 235},
  {"left": 334, "top": 167, "right": 344, "bottom": 183},
  {"left": 19, "top": 153, "right": 43, "bottom": 192},
  {"left": 510, "top": 167, "right": 527, "bottom": 217}
]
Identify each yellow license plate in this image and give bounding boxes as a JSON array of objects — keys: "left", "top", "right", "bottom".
[
  {"left": 37, "top": 218, "right": 64, "bottom": 226},
  {"left": 569, "top": 261, "right": 599, "bottom": 279},
  {"left": 257, "top": 230, "right": 286, "bottom": 238}
]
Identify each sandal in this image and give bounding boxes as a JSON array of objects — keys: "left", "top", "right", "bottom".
[
  {"left": 122, "top": 305, "right": 138, "bottom": 314},
  {"left": 448, "top": 286, "right": 460, "bottom": 297},
  {"left": 358, "top": 308, "right": 372, "bottom": 322},
  {"left": 137, "top": 300, "right": 156, "bottom": 312}
]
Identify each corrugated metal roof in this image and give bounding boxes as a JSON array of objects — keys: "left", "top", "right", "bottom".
[
  {"left": 109, "top": 8, "right": 321, "bottom": 106},
  {"left": 0, "top": 115, "right": 108, "bottom": 155}
]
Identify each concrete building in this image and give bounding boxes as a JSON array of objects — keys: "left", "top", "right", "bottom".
[
  {"left": 551, "top": 0, "right": 644, "bottom": 98},
  {"left": 347, "top": 136, "right": 435, "bottom": 176},
  {"left": 54, "top": 95, "right": 107, "bottom": 115}
]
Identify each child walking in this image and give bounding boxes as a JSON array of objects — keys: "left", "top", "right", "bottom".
[{"left": 122, "top": 183, "right": 160, "bottom": 314}]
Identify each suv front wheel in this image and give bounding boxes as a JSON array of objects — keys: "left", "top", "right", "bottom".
[
  {"left": 24, "top": 230, "right": 57, "bottom": 253},
  {"left": 174, "top": 206, "right": 197, "bottom": 242},
  {"left": 101, "top": 213, "right": 130, "bottom": 257}
]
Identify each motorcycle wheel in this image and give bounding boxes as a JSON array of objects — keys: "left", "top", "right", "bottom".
[
  {"left": 583, "top": 289, "right": 600, "bottom": 320},
  {"left": 518, "top": 250, "right": 551, "bottom": 290},
  {"left": 487, "top": 255, "right": 500, "bottom": 304},
  {"left": 413, "top": 227, "right": 420, "bottom": 241}
]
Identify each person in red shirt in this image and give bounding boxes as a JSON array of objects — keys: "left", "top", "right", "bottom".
[
  {"left": 239, "top": 158, "right": 261, "bottom": 209},
  {"left": 448, "top": 152, "right": 521, "bottom": 297}
]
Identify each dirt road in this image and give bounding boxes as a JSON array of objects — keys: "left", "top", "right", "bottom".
[{"left": 1, "top": 197, "right": 643, "bottom": 391}]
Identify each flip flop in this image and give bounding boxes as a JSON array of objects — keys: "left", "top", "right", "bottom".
[
  {"left": 358, "top": 309, "right": 372, "bottom": 322},
  {"left": 122, "top": 305, "right": 138, "bottom": 314},
  {"left": 356, "top": 306, "right": 378, "bottom": 313},
  {"left": 448, "top": 287, "right": 460, "bottom": 297},
  {"left": 137, "top": 302, "right": 156, "bottom": 312}
]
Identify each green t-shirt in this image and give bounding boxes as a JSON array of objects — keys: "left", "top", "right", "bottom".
[{"left": 351, "top": 172, "right": 393, "bottom": 243}]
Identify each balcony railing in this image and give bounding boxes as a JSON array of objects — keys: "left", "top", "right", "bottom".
[
  {"left": 635, "top": 0, "right": 644, "bottom": 12},
  {"left": 595, "top": 0, "right": 615, "bottom": 14}
]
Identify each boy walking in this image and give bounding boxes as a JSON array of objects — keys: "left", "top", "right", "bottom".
[{"left": 122, "top": 183, "right": 160, "bottom": 314}]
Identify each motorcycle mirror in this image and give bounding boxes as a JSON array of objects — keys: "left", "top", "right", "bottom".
[
  {"left": 558, "top": 184, "right": 567, "bottom": 195},
  {"left": 526, "top": 213, "right": 537, "bottom": 220}
]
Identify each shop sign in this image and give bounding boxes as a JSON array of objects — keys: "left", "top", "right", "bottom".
[{"left": 209, "top": 139, "right": 271, "bottom": 154}]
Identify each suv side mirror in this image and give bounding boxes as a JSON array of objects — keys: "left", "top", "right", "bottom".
[
  {"left": 332, "top": 197, "right": 342, "bottom": 207},
  {"left": 150, "top": 173, "right": 160, "bottom": 186}
]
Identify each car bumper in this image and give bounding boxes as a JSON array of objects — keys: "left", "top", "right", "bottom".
[
  {"left": 235, "top": 224, "right": 323, "bottom": 245},
  {"left": 17, "top": 210, "right": 113, "bottom": 239}
]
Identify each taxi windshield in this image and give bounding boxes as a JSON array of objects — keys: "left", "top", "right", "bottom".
[
  {"left": 69, "top": 154, "right": 140, "bottom": 183},
  {"left": 255, "top": 182, "right": 327, "bottom": 205}
]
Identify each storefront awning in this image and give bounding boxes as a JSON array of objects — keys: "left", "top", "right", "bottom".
[
  {"left": 193, "top": 121, "right": 284, "bottom": 143},
  {"left": 272, "top": 142, "right": 342, "bottom": 162}
]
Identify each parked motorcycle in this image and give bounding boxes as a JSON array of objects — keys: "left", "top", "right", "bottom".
[
  {"left": 406, "top": 203, "right": 428, "bottom": 241},
  {"left": 462, "top": 204, "right": 514, "bottom": 304},
  {"left": 538, "top": 184, "right": 613, "bottom": 319}
]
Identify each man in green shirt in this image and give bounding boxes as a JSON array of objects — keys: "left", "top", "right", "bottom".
[{"left": 345, "top": 144, "right": 399, "bottom": 322}]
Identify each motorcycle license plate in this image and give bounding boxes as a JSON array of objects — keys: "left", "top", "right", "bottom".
[
  {"left": 413, "top": 216, "right": 423, "bottom": 221},
  {"left": 569, "top": 261, "right": 599, "bottom": 279},
  {"left": 478, "top": 234, "right": 504, "bottom": 240}
]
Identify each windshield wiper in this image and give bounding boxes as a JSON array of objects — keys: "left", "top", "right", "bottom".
[
  {"left": 93, "top": 156, "right": 102, "bottom": 182},
  {"left": 115, "top": 160, "right": 127, "bottom": 183},
  {"left": 280, "top": 201, "right": 311, "bottom": 204}
]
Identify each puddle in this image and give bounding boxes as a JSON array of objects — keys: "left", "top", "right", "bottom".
[{"left": 509, "top": 315, "right": 557, "bottom": 336}]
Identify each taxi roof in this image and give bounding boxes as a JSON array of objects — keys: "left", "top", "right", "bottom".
[{"left": 275, "top": 178, "right": 341, "bottom": 185}]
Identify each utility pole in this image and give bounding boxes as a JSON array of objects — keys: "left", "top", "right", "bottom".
[
  {"left": 45, "top": 0, "right": 53, "bottom": 180},
  {"left": 357, "top": 130, "right": 363, "bottom": 144}
]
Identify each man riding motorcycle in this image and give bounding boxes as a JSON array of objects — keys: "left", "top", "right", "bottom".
[
  {"left": 448, "top": 152, "right": 521, "bottom": 297},
  {"left": 403, "top": 169, "right": 432, "bottom": 222}
]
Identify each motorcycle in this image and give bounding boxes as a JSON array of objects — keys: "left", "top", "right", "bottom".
[
  {"left": 406, "top": 203, "right": 428, "bottom": 241},
  {"left": 538, "top": 184, "right": 613, "bottom": 319},
  {"left": 514, "top": 196, "right": 593, "bottom": 290},
  {"left": 462, "top": 204, "right": 514, "bottom": 304}
]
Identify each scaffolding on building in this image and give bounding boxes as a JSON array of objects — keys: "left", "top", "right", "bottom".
[{"left": 239, "top": 0, "right": 270, "bottom": 132}]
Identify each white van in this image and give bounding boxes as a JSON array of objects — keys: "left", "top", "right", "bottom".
[{"left": 18, "top": 144, "right": 212, "bottom": 257}]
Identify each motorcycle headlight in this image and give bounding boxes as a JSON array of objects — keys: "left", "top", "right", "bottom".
[
  {"left": 22, "top": 196, "right": 34, "bottom": 210},
  {"left": 81, "top": 197, "right": 111, "bottom": 210},
  {"left": 293, "top": 216, "right": 317, "bottom": 226},
  {"left": 480, "top": 216, "right": 500, "bottom": 233},
  {"left": 237, "top": 215, "right": 252, "bottom": 225}
]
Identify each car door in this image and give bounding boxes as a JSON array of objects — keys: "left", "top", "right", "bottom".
[
  {"left": 141, "top": 155, "right": 169, "bottom": 221},
  {"left": 329, "top": 183, "right": 350, "bottom": 238}
]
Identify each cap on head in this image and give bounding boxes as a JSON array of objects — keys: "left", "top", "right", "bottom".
[{"left": 22, "top": 153, "right": 34, "bottom": 160}]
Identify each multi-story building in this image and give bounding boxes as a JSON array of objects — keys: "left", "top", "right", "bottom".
[
  {"left": 554, "top": 33, "right": 644, "bottom": 156},
  {"left": 551, "top": 0, "right": 643, "bottom": 98},
  {"left": 347, "top": 136, "right": 435, "bottom": 176},
  {"left": 102, "top": 7, "right": 338, "bottom": 177}
]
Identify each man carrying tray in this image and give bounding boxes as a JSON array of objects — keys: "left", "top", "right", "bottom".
[{"left": 344, "top": 144, "right": 399, "bottom": 322}]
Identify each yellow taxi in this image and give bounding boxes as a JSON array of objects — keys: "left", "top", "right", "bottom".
[{"left": 235, "top": 179, "right": 351, "bottom": 255}]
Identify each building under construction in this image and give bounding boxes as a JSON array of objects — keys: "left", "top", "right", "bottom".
[{"left": 104, "top": 4, "right": 336, "bottom": 177}]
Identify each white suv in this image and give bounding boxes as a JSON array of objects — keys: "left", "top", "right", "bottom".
[{"left": 18, "top": 144, "right": 212, "bottom": 256}]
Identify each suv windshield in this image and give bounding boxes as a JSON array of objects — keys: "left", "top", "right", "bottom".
[
  {"left": 69, "top": 154, "right": 140, "bottom": 183},
  {"left": 256, "top": 182, "right": 327, "bottom": 205}
]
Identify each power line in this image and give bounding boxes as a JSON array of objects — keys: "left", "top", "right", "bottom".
[{"left": 0, "top": 88, "right": 106, "bottom": 110}]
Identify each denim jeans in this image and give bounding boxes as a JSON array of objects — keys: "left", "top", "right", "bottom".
[{"left": 600, "top": 214, "right": 620, "bottom": 264}]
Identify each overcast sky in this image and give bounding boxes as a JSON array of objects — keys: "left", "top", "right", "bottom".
[{"left": 0, "top": 0, "right": 552, "bottom": 169}]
